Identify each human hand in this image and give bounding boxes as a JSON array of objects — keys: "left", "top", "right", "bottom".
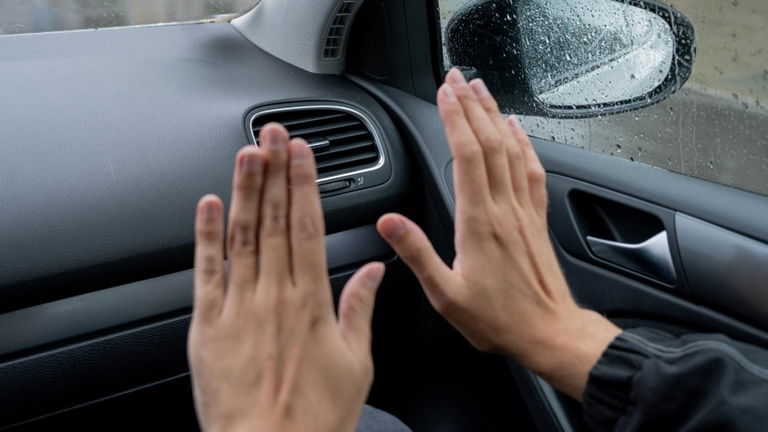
[
  {"left": 188, "top": 124, "right": 384, "bottom": 432},
  {"left": 377, "top": 69, "right": 620, "bottom": 399}
]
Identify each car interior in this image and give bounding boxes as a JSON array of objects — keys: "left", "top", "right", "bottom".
[{"left": 0, "top": 0, "right": 766, "bottom": 431}]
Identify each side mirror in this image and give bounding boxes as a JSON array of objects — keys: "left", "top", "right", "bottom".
[{"left": 445, "top": 0, "right": 696, "bottom": 118}]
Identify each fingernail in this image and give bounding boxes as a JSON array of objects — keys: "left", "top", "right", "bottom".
[
  {"left": 441, "top": 84, "right": 457, "bottom": 102},
  {"left": 366, "top": 263, "right": 385, "bottom": 285},
  {"left": 242, "top": 152, "right": 260, "bottom": 172},
  {"left": 380, "top": 217, "right": 405, "bottom": 240},
  {"left": 446, "top": 68, "right": 467, "bottom": 86},
  {"left": 291, "top": 143, "right": 310, "bottom": 164},
  {"left": 265, "top": 128, "right": 284, "bottom": 148},
  {"left": 200, "top": 198, "right": 220, "bottom": 219},
  {"left": 508, "top": 115, "right": 520, "bottom": 130},
  {"left": 471, "top": 79, "right": 489, "bottom": 97}
]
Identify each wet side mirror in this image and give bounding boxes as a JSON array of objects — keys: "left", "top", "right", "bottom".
[{"left": 445, "top": 0, "right": 696, "bottom": 118}]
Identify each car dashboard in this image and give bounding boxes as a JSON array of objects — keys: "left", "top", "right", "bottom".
[{"left": 0, "top": 22, "right": 412, "bottom": 428}]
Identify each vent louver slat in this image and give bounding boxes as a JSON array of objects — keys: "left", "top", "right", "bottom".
[
  {"left": 252, "top": 113, "right": 346, "bottom": 134},
  {"left": 316, "top": 139, "right": 375, "bottom": 157},
  {"left": 288, "top": 120, "right": 361, "bottom": 137},
  {"left": 316, "top": 151, "right": 379, "bottom": 172},
  {"left": 323, "top": 0, "right": 357, "bottom": 59},
  {"left": 325, "top": 129, "right": 369, "bottom": 141},
  {"left": 250, "top": 106, "right": 382, "bottom": 180}
]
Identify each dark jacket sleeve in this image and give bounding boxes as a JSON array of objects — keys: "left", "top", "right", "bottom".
[{"left": 582, "top": 327, "right": 768, "bottom": 432}]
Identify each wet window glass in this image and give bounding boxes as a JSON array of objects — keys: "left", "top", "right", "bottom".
[
  {"left": 438, "top": 0, "right": 768, "bottom": 197},
  {"left": 0, "top": 0, "right": 258, "bottom": 35},
  {"left": 518, "top": 0, "right": 673, "bottom": 106}
]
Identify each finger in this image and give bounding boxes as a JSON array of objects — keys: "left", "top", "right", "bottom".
[
  {"left": 288, "top": 139, "right": 329, "bottom": 291},
  {"left": 258, "top": 123, "right": 291, "bottom": 284},
  {"left": 194, "top": 195, "right": 226, "bottom": 321},
  {"left": 376, "top": 214, "right": 459, "bottom": 311},
  {"left": 468, "top": 78, "right": 526, "bottom": 206},
  {"left": 226, "top": 147, "right": 264, "bottom": 295},
  {"left": 437, "top": 82, "right": 491, "bottom": 213},
  {"left": 446, "top": 71, "right": 511, "bottom": 203},
  {"left": 498, "top": 114, "right": 532, "bottom": 209},
  {"left": 338, "top": 262, "right": 385, "bottom": 357},
  {"left": 508, "top": 116, "right": 548, "bottom": 217}
]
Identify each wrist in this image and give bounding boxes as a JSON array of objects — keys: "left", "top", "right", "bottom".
[
  {"left": 206, "top": 414, "right": 279, "bottom": 432},
  {"left": 517, "top": 307, "right": 621, "bottom": 400}
]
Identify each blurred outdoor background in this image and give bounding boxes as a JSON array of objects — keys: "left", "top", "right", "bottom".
[{"left": 0, "top": 0, "right": 256, "bottom": 34}]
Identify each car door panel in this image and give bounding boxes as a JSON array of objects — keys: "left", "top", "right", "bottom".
[
  {"left": 547, "top": 175, "right": 682, "bottom": 288},
  {"left": 359, "top": 79, "right": 768, "bottom": 341},
  {"left": 676, "top": 214, "right": 768, "bottom": 328},
  {"left": 357, "top": 77, "right": 768, "bottom": 431}
]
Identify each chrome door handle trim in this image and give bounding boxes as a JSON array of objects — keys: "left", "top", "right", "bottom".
[{"left": 587, "top": 231, "right": 677, "bottom": 283}]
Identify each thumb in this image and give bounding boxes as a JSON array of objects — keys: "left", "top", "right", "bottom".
[
  {"left": 376, "top": 213, "right": 457, "bottom": 310},
  {"left": 339, "top": 262, "right": 385, "bottom": 356}
]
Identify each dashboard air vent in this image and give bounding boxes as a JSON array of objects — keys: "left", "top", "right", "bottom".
[
  {"left": 323, "top": 0, "right": 357, "bottom": 59},
  {"left": 250, "top": 106, "right": 383, "bottom": 180}
]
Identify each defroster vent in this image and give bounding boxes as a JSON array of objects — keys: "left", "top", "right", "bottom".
[
  {"left": 323, "top": 0, "right": 357, "bottom": 59},
  {"left": 249, "top": 105, "right": 384, "bottom": 181}
]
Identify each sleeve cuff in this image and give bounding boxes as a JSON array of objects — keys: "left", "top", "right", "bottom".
[{"left": 581, "top": 327, "right": 675, "bottom": 430}]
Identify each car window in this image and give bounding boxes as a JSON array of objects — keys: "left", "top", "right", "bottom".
[
  {"left": 437, "top": 0, "right": 768, "bottom": 197},
  {"left": 0, "top": 0, "right": 258, "bottom": 35}
]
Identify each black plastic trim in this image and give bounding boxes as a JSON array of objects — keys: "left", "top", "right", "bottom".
[
  {"left": 348, "top": 77, "right": 456, "bottom": 215},
  {"left": 677, "top": 213, "right": 768, "bottom": 328},
  {"left": 0, "top": 316, "right": 191, "bottom": 428},
  {"left": 0, "top": 225, "right": 392, "bottom": 360}
]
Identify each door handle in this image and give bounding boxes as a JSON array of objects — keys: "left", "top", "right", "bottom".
[{"left": 586, "top": 231, "right": 676, "bottom": 283}]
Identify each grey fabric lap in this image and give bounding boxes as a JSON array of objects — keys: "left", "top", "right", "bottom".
[{"left": 356, "top": 405, "right": 412, "bottom": 432}]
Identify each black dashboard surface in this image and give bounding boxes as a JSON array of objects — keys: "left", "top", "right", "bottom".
[{"left": 0, "top": 23, "right": 406, "bottom": 312}]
